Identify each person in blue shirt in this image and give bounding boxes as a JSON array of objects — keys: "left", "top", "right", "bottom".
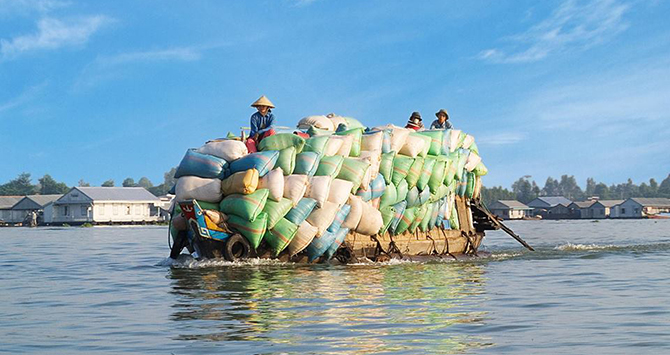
[
  {"left": 247, "top": 95, "right": 276, "bottom": 150},
  {"left": 430, "top": 108, "right": 453, "bottom": 130}
]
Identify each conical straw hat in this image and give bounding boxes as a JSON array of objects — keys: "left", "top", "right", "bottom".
[{"left": 251, "top": 95, "right": 275, "bottom": 108}]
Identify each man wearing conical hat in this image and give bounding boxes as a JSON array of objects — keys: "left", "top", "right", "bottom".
[
  {"left": 248, "top": 95, "right": 276, "bottom": 150},
  {"left": 430, "top": 108, "right": 453, "bottom": 130}
]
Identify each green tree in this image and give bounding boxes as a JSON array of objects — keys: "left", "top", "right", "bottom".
[
  {"left": 541, "top": 177, "right": 560, "bottom": 196},
  {"left": 101, "top": 180, "right": 115, "bottom": 187},
  {"left": 122, "top": 178, "right": 137, "bottom": 187},
  {"left": 78, "top": 179, "right": 91, "bottom": 187},
  {"left": 0, "top": 173, "right": 37, "bottom": 195},
  {"left": 659, "top": 174, "right": 670, "bottom": 197},
  {"left": 512, "top": 177, "right": 539, "bottom": 204},
  {"left": 480, "top": 185, "right": 516, "bottom": 206},
  {"left": 148, "top": 167, "right": 178, "bottom": 196},
  {"left": 38, "top": 174, "right": 69, "bottom": 194},
  {"left": 585, "top": 178, "right": 596, "bottom": 197},
  {"left": 593, "top": 183, "right": 610, "bottom": 199},
  {"left": 558, "top": 175, "right": 583, "bottom": 200},
  {"left": 137, "top": 177, "right": 153, "bottom": 189}
]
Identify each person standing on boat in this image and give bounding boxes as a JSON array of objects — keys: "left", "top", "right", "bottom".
[
  {"left": 405, "top": 111, "right": 424, "bottom": 131},
  {"left": 430, "top": 108, "right": 453, "bottom": 130},
  {"left": 247, "top": 95, "right": 276, "bottom": 152}
]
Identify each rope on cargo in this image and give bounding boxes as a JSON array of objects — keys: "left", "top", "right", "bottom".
[
  {"left": 371, "top": 234, "right": 391, "bottom": 260},
  {"left": 440, "top": 225, "right": 457, "bottom": 260},
  {"left": 425, "top": 234, "right": 438, "bottom": 256},
  {"left": 387, "top": 235, "right": 404, "bottom": 259}
]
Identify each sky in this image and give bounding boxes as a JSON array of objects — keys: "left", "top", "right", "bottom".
[{"left": 1, "top": 0, "right": 669, "bottom": 189}]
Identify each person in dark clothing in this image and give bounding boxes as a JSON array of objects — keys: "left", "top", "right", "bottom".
[
  {"left": 430, "top": 108, "right": 453, "bottom": 129},
  {"left": 247, "top": 95, "right": 276, "bottom": 151},
  {"left": 405, "top": 111, "right": 424, "bottom": 131}
]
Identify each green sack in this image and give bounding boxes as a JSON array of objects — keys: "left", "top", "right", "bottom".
[
  {"left": 343, "top": 117, "right": 365, "bottom": 129},
  {"left": 419, "top": 203, "right": 434, "bottom": 232},
  {"left": 392, "top": 154, "right": 414, "bottom": 185},
  {"left": 337, "top": 158, "right": 371, "bottom": 193},
  {"left": 444, "top": 159, "right": 456, "bottom": 186},
  {"left": 307, "top": 126, "right": 334, "bottom": 137},
  {"left": 465, "top": 172, "right": 475, "bottom": 199},
  {"left": 473, "top": 161, "right": 488, "bottom": 176},
  {"left": 219, "top": 188, "right": 269, "bottom": 222},
  {"left": 196, "top": 200, "right": 220, "bottom": 211},
  {"left": 276, "top": 147, "right": 296, "bottom": 175},
  {"left": 405, "top": 157, "right": 424, "bottom": 189},
  {"left": 409, "top": 132, "right": 431, "bottom": 158},
  {"left": 417, "top": 130, "right": 444, "bottom": 156},
  {"left": 470, "top": 142, "right": 479, "bottom": 155},
  {"left": 430, "top": 183, "right": 450, "bottom": 202},
  {"left": 395, "top": 179, "right": 409, "bottom": 203},
  {"left": 455, "top": 150, "right": 469, "bottom": 178},
  {"left": 417, "top": 157, "right": 435, "bottom": 191},
  {"left": 264, "top": 217, "right": 299, "bottom": 256},
  {"left": 409, "top": 204, "right": 427, "bottom": 233},
  {"left": 450, "top": 204, "right": 460, "bottom": 230},
  {"left": 258, "top": 133, "right": 305, "bottom": 153},
  {"left": 379, "top": 152, "right": 395, "bottom": 183},
  {"left": 379, "top": 205, "right": 396, "bottom": 235},
  {"left": 303, "top": 136, "right": 330, "bottom": 154},
  {"left": 294, "top": 152, "right": 321, "bottom": 176},
  {"left": 393, "top": 207, "right": 416, "bottom": 235},
  {"left": 428, "top": 160, "right": 446, "bottom": 193},
  {"left": 262, "top": 197, "right": 294, "bottom": 229},
  {"left": 227, "top": 212, "right": 268, "bottom": 249},
  {"left": 315, "top": 155, "right": 344, "bottom": 178},
  {"left": 335, "top": 128, "right": 363, "bottom": 157},
  {"left": 379, "top": 183, "right": 397, "bottom": 208}
]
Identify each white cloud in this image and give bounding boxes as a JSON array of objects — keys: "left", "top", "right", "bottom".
[
  {"left": 72, "top": 47, "right": 204, "bottom": 90},
  {"left": 478, "top": 0, "right": 629, "bottom": 63},
  {"left": 0, "top": 82, "right": 48, "bottom": 115},
  {"left": 0, "top": 0, "right": 70, "bottom": 15},
  {"left": 0, "top": 15, "right": 112, "bottom": 59}
]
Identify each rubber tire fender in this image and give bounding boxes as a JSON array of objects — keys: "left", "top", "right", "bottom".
[{"left": 223, "top": 234, "right": 252, "bottom": 261}]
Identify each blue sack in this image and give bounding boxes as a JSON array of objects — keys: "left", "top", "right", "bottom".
[
  {"left": 306, "top": 229, "right": 337, "bottom": 262},
  {"left": 229, "top": 151, "right": 279, "bottom": 177},
  {"left": 327, "top": 204, "right": 351, "bottom": 233},
  {"left": 369, "top": 174, "right": 386, "bottom": 200},
  {"left": 285, "top": 198, "right": 317, "bottom": 225},
  {"left": 174, "top": 149, "right": 228, "bottom": 179},
  {"left": 323, "top": 227, "right": 349, "bottom": 261},
  {"left": 293, "top": 152, "right": 321, "bottom": 176}
]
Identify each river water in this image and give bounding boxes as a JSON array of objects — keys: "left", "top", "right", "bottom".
[{"left": 1, "top": 219, "right": 669, "bottom": 354}]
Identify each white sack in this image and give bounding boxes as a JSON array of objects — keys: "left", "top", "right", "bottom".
[
  {"left": 297, "top": 115, "right": 334, "bottom": 131},
  {"left": 306, "top": 201, "right": 339, "bottom": 236},
  {"left": 287, "top": 221, "right": 319, "bottom": 256},
  {"left": 342, "top": 195, "right": 364, "bottom": 230},
  {"left": 355, "top": 201, "right": 384, "bottom": 236},
  {"left": 258, "top": 168, "right": 284, "bottom": 202},
  {"left": 175, "top": 176, "right": 223, "bottom": 203},
  {"left": 284, "top": 174, "right": 309, "bottom": 206},
  {"left": 328, "top": 179, "right": 354, "bottom": 206},
  {"left": 399, "top": 134, "right": 426, "bottom": 158},
  {"left": 196, "top": 140, "right": 248, "bottom": 162},
  {"left": 361, "top": 131, "right": 384, "bottom": 152},
  {"left": 306, "top": 175, "right": 333, "bottom": 207}
]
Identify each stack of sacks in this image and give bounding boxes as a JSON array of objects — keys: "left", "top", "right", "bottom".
[{"left": 170, "top": 113, "right": 488, "bottom": 260}]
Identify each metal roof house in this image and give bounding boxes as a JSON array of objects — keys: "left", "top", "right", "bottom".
[
  {"left": 527, "top": 196, "right": 573, "bottom": 219},
  {"left": 0, "top": 196, "right": 22, "bottom": 225},
  {"left": 51, "top": 187, "right": 161, "bottom": 225},
  {"left": 9, "top": 194, "right": 62, "bottom": 225},
  {"left": 568, "top": 201, "right": 596, "bottom": 219},
  {"left": 588, "top": 200, "right": 624, "bottom": 219},
  {"left": 611, "top": 198, "right": 670, "bottom": 218},
  {"left": 488, "top": 200, "right": 533, "bottom": 220}
]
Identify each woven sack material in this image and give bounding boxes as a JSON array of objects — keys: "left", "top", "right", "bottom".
[
  {"left": 196, "top": 139, "right": 248, "bottom": 162},
  {"left": 355, "top": 201, "right": 383, "bottom": 236},
  {"left": 297, "top": 115, "right": 334, "bottom": 131},
  {"left": 369, "top": 173, "right": 386, "bottom": 200},
  {"left": 303, "top": 135, "right": 330, "bottom": 154},
  {"left": 262, "top": 197, "right": 294, "bottom": 229},
  {"left": 227, "top": 212, "right": 268, "bottom": 249},
  {"left": 257, "top": 168, "right": 284, "bottom": 201},
  {"left": 379, "top": 205, "right": 396, "bottom": 235},
  {"left": 305, "top": 200, "right": 339, "bottom": 236},
  {"left": 323, "top": 227, "right": 350, "bottom": 260},
  {"left": 428, "top": 160, "right": 446, "bottom": 193},
  {"left": 287, "top": 221, "right": 318, "bottom": 256},
  {"left": 258, "top": 133, "right": 305, "bottom": 153},
  {"left": 175, "top": 176, "right": 223, "bottom": 203},
  {"left": 175, "top": 149, "right": 229, "bottom": 180},
  {"left": 229, "top": 151, "right": 279, "bottom": 177},
  {"left": 221, "top": 169, "right": 259, "bottom": 196},
  {"left": 405, "top": 157, "right": 424, "bottom": 189},
  {"left": 379, "top": 152, "right": 395, "bottom": 183},
  {"left": 326, "top": 203, "right": 351, "bottom": 233},
  {"left": 323, "top": 136, "right": 344, "bottom": 156},
  {"left": 328, "top": 179, "right": 354, "bottom": 206},
  {"left": 417, "top": 130, "right": 444, "bottom": 156},
  {"left": 398, "top": 133, "right": 426, "bottom": 158},
  {"left": 294, "top": 152, "right": 321, "bottom": 176},
  {"left": 389, "top": 201, "right": 407, "bottom": 233},
  {"left": 219, "top": 188, "right": 269, "bottom": 222},
  {"left": 336, "top": 128, "right": 363, "bottom": 157},
  {"left": 417, "top": 157, "right": 435, "bottom": 191},
  {"left": 379, "top": 183, "right": 397, "bottom": 208},
  {"left": 306, "top": 175, "right": 332, "bottom": 208},
  {"left": 393, "top": 206, "right": 416, "bottom": 235},
  {"left": 337, "top": 158, "right": 371, "bottom": 193},
  {"left": 315, "top": 155, "right": 344, "bottom": 178},
  {"left": 264, "top": 218, "right": 299, "bottom": 256},
  {"left": 285, "top": 197, "right": 317, "bottom": 225},
  {"left": 305, "top": 229, "right": 337, "bottom": 262},
  {"left": 361, "top": 131, "right": 383, "bottom": 152},
  {"left": 342, "top": 195, "right": 364, "bottom": 230},
  {"left": 283, "top": 174, "right": 309, "bottom": 206},
  {"left": 392, "top": 154, "right": 414, "bottom": 185}
]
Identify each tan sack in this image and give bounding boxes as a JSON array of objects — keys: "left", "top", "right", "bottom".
[
  {"left": 204, "top": 209, "right": 228, "bottom": 226},
  {"left": 175, "top": 176, "right": 223, "bottom": 203},
  {"left": 399, "top": 134, "right": 426, "bottom": 158},
  {"left": 306, "top": 201, "right": 339, "bottom": 236},
  {"left": 306, "top": 175, "right": 332, "bottom": 208},
  {"left": 361, "top": 131, "right": 384, "bottom": 152},
  {"left": 221, "top": 169, "right": 259, "bottom": 196},
  {"left": 328, "top": 179, "right": 354, "bottom": 206},
  {"left": 328, "top": 114, "right": 347, "bottom": 129},
  {"left": 284, "top": 174, "right": 309, "bottom": 206},
  {"left": 287, "top": 220, "right": 319, "bottom": 256},
  {"left": 355, "top": 201, "right": 384, "bottom": 236},
  {"left": 197, "top": 140, "right": 248, "bottom": 162},
  {"left": 388, "top": 125, "right": 410, "bottom": 153},
  {"left": 464, "top": 152, "right": 482, "bottom": 172},
  {"left": 297, "top": 115, "right": 335, "bottom": 131},
  {"left": 342, "top": 195, "right": 364, "bottom": 230},
  {"left": 258, "top": 168, "right": 285, "bottom": 201},
  {"left": 327, "top": 135, "right": 354, "bottom": 157},
  {"left": 323, "top": 136, "right": 344, "bottom": 156},
  {"left": 462, "top": 134, "right": 475, "bottom": 149}
]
